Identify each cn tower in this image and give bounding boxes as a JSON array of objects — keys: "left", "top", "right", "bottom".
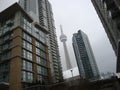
[{"left": 60, "top": 25, "right": 72, "bottom": 70}]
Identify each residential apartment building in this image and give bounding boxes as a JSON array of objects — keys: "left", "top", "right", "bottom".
[
  {"left": 72, "top": 30, "right": 99, "bottom": 79},
  {"left": 0, "top": 3, "right": 51, "bottom": 90},
  {"left": 91, "top": 0, "right": 120, "bottom": 55},
  {"left": 19, "top": 0, "right": 63, "bottom": 83},
  {"left": 91, "top": 0, "right": 120, "bottom": 72}
]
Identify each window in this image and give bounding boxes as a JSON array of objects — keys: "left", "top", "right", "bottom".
[
  {"left": 27, "top": 72, "right": 32, "bottom": 81},
  {"left": 28, "top": 51, "right": 32, "bottom": 60},
  {"left": 36, "top": 48, "right": 40, "bottom": 55},
  {"left": 42, "top": 59, "right": 47, "bottom": 66},
  {"left": 22, "top": 18, "right": 32, "bottom": 34},
  {"left": 36, "top": 56, "right": 41, "bottom": 64},
  {"left": 22, "top": 60, "right": 33, "bottom": 71},
  {"left": 26, "top": 25, "right": 32, "bottom": 34},
  {"left": 35, "top": 41, "right": 46, "bottom": 51},
  {"left": 22, "top": 40, "right": 32, "bottom": 51},
  {"left": 22, "top": 60, "right": 26, "bottom": 70},
  {"left": 38, "top": 75, "right": 42, "bottom": 81},
  {"left": 0, "top": 18, "right": 14, "bottom": 36},
  {"left": 37, "top": 65, "right": 48, "bottom": 76},
  {"left": 36, "top": 56, "right": 47, "bottom": 66},
  {"left": 43, "top": 68, "right": 47, "bottom": 76},
  {"left": 40, "top": 37, "right": 45, "bottom": 44},
  {"left": 0, "top": 62, "right": 10, "bottom": 82},
  {"left": 3, "top": 26, "right": 9, "bottom": 34},
  {"left": 22, "top": 50, "right": 26, "bottom": 58},
  {"left": 22, "top": 49, "right": 32, "bottom": 60},
  {"left": 0, "top": 43, "right": 11, "bottom": 51},
  {"left": 23, "top": 21, "right": 27, "bottom": 30},
  {"left": 36, "top": 48, "right": 46, "bottom": 59},
  {"left": 27, "top": 61, "right": 32, "bottom": 71},
  {"left": 41, "top": 51, "right": 46, "bottom": 59},
  {"left": 22, "top": 32, "right": 32, "bottom": 43},
  {"left": 0, "top": 34, "right": 11, "bottom": 42},
  {"left": 22, "top": 71, "right": 26, "bottom": 81},
  {"left": 37, "top": 66, "right": 42, "bottom": 74},
  {"left": 35, "top": 41, "right": 39, "bottom": 47},
  {"left": 0, "top": 51, "right": 11, "bottom": 61},
  {"left": 22, "top": 40, "right": 26, "bottom": 48},
  {"left": 41, "top": 67, "right": 48, "bottom": 76},
  {"left": 33, "top": 27, "right": 46, "bottom": 44},
  {"left": 21, "top": 17, "right": 47, "bottom": 44},
  {"left": 22, "top": 71, "right": 33, "bottom": 82}
]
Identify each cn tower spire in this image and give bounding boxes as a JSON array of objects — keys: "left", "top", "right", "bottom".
[
  {"left": 60, "top": 25, "right": 72, "bottom": 70},
  {"left": 60, "top": 25, "right": 63, "bottom": 34}
]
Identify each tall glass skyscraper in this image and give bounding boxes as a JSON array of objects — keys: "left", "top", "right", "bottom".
[
  {"left": 19, "top": 0, "right": 63, "bottom": 83},
  {"left": 72, "top": 30, "right": 99, "bottom": 79}
]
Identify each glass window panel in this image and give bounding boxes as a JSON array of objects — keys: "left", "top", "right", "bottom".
[
  {"left": 22, "top": 40, "right": 26, "bottom": 48},
  {"left": 22, "top": 32, "right": 32, "bottom": 43},
  {"left": 27, "top": 62, "right": 32, "bottom": 71},
  {"left": 22, "top": 60, "right": 26, "bottom": 69},
  {"left": 27, "top": 72, "right": 31, "bottom": 81},
  {"left": 37, "top": 66, "right": 42, "bottom": 74},
  {"left": 22, "top": 40, "right": 32, "bottom": 51},
  {"left": 36, "top": 48, "right": 40, "bottom": 55},
  {"left": 36, "top": 56, "right": 41, "bottom": 64},
  {"left": 22, "top": 60, "right": 33, "bottom": 71},
  {"left": 22, "top": 71, "right": 26, "bottom": 81},
  {"left": 38, "top": 75, "right": 42, "bottom": 81},
  {"left": 27, "top": 51, "right": 32, "bottom": 60},
  {"left": 30, "top": 73, "right": 33, "bottom": 81},
  {"left": 22, "top": 49, "right": 32, "bottom": 60},
  {"left": 21, "top": 71, "right": 33, "bottom": 82},
  {"left": 22, "top": 50, "right": 26, "bottom": 58}
]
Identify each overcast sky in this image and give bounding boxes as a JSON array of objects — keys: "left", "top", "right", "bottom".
[
  {"left": 0, "top": 0, "right": 116, "bottom": 73},
  {"left": 50, "top": 0, "right": 116, "bottom": 73}
]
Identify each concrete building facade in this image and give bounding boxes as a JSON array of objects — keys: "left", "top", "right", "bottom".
[{"left": 72, "top": 30, "right": 99, "bottom": 79}]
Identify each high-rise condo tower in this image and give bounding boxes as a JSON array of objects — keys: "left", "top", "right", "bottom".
[
  {"left": 72, "top": 30, "right": 99, "bottom": 79},
  {"left": 19, "top": 0, "right": 63, "bottom": 83}
]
